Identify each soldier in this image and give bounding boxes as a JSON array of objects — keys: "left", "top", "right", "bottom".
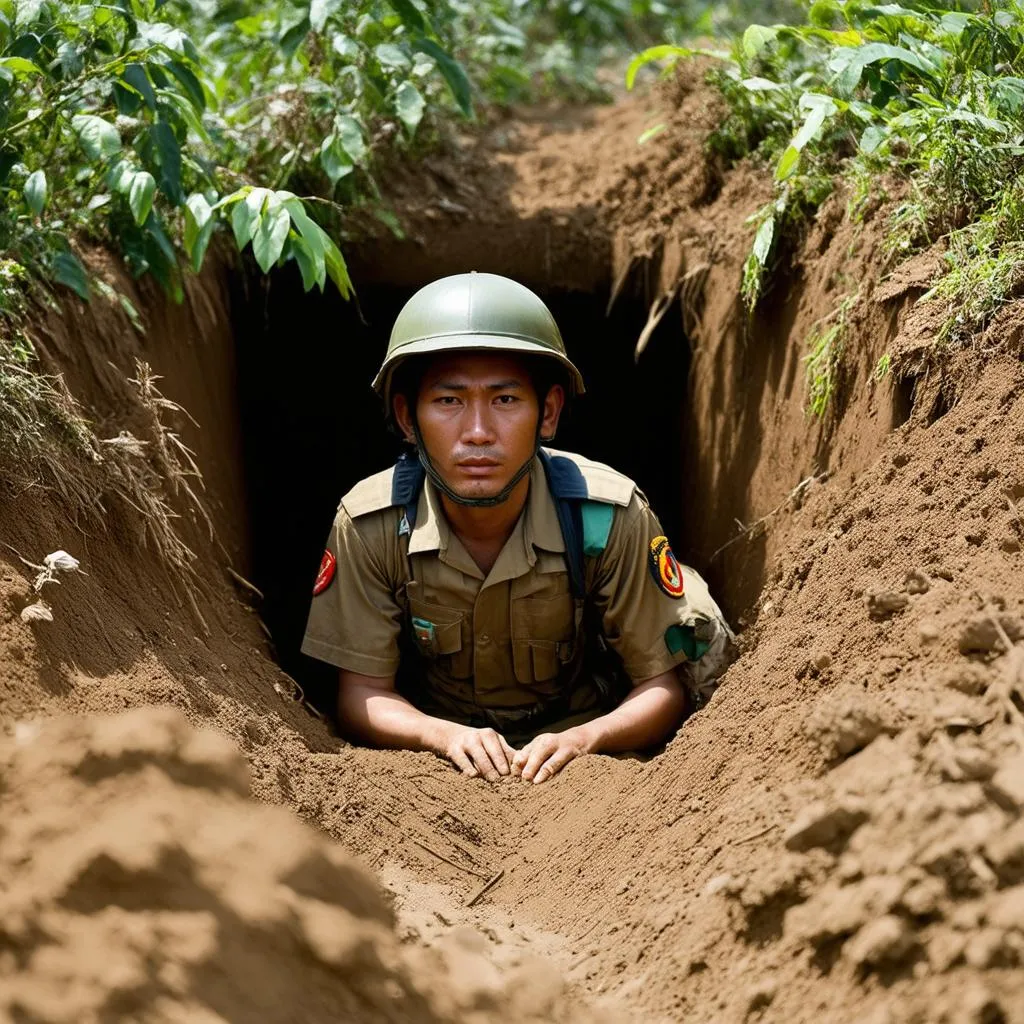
[{"left": 302, "top": 272, "right": 734, "bottom": 784}]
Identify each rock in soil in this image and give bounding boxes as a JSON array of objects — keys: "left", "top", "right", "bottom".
[
  {"left": 845, "top": 914, "right": 918, "bottom": 969},
  {"left": 784, "top": 800, "right": 869, "bottom": 852}
]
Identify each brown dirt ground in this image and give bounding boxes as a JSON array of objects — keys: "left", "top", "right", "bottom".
[{"left": 2, "top": 68, "right": 1024, "bottom": 1023}]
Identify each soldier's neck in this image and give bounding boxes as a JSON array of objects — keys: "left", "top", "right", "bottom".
[{"left": 441, "top": 477, "right": 530, "bottom": 575}]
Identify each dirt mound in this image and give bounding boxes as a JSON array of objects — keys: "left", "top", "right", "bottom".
[{"left": 0, "top": 707, "right": 600, "bottom": 1024}]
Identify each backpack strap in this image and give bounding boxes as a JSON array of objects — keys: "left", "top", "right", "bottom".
[
  {"left": 390, "top": 450, "right": 426, "bottom": 531},
  {"left": 539, "top": 450, "right": 622, "bottom": 599}
]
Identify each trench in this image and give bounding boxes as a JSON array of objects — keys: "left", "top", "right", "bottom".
[{"left": 233, "top": 260, "right": 693, "bottom": 714}]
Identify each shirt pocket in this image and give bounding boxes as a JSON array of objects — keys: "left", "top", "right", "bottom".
[
  {"left": 510, "top": 593, "right": 575, "bottom": 687},
  {"left": 407, "top": 594, "right": 473, "bottom": 680}
]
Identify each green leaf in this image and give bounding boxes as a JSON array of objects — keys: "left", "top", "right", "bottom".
[
  {"left": 993, "top": 78, "right": 1024, "bottom": 116},
  {"left": 71, "top": 114, "right": 122, "bottom": 161},
  {"left": 742, "top": 25, "right": 778, "bottom": 59},
  {"left": 149, "top": 120, "right": 184, "bottom": 205},
  {"left": 828, "top": 42, "right": 936, "bottom": 96},
  {"left": 122, "top": 64, "right": 157, "bottom": 111},
  {"left": 280, "top": 16, "right": 310, "bottom": 58},
  {"left": 859, "top": 125, "right": 886, "bottom": 154},
  {"left": 165, "top": 59, "right": 207, "bottom": 112},
  {"left": 0, "top": 55, "right": 42, "bottom": 75},
  {"left": 776, "top": 146, "right": 799, "bottom": 181},
  {"left": 252, "top": 197, "right": 290, "bottom": 273},
  {"left": 184, "top": 193, "right": 215, "bottom": 271},
  {"left": 752, "top": 214, "right": 775, "bottom": 268},
  {"left": 776, "top": 93, "right": 838, "bottom": 180},
  {"left": 309, "top": 0, "right": 340, "bottom": 32},
  {"left": 375, "top": 42, "right": 409, "bottom": 69},
  {"left": 741, "top": 77, "right": 782, "bottom": 91},
  {"left": 24, "top": 169, "right": 46, "bottom": 215},
  {"left": 331, "top": 33, "right": 359, "bottom": 60},
  {"left": 291, "top": 236, "right": 319, "bottom": 291},
  {"left": 625, "top": 44, "right": 691, "bottom": 90},
  {"left": 323, "top": 235, "right": 353, "bottom": 299},
  {"left": 388, "top": 0, "right": 429, "bottom": 34},
  {"left": 412, "top": 36, "right": 473, "bottom": 117},
  {"left": 231, "top": 195, "right": 259, "bottom": 249},
  {"left": 108, "top": 160, "right": 136, "bottom": 194},
  {"left": 52, "top": 251, "right": 90, "bottom": 300},
  {"left": 281, "top": 195, "right": 327, "bottom": 289},
  {"left": 637, "top": 123, "right": 666, "bottom": 145},
  {"left": 395, "top": 80, "right": 425, "bottom": 134},
  {"left": 808, "top": 0, "right": 843, "bottom": 27},
  {"left": 320, "top": 133, "right": 354, "bottom": 183},
  {"left": 336, "top": 114, "right": 367, "bottom": 163},
  {"left": 129, "top": 171, "right": 156, "bottom": 226}
]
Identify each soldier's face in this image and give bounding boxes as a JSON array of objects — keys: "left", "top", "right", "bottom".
[{"left": 394, "top": 352, "right": 564, "bottom": 501}]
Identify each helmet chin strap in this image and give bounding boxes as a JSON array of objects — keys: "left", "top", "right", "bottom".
[{"left": 410, "top": 416, "right": 546, "bottom": 509}]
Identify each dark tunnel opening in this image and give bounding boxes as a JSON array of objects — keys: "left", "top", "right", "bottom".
[{"left": 234, "top": 266, "right": 691, "bottom": 713}]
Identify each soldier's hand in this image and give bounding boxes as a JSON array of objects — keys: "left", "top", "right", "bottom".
[
  {"left": 444, "top": 726, "right": 517, "bottom": 782},
  {"left": 512, "top": 728, "right": 592, "bottom": 784}
]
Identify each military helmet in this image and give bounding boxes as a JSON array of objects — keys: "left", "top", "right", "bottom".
[{"left": 372, "top": 272, "right": 585, "bottom": 408}]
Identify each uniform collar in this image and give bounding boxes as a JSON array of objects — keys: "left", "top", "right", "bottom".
[{"left": 407, "top": 457, "right": 565, "bottom": 573}]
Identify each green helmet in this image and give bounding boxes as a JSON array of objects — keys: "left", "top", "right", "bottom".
[{"left": 372, "top": 272, "right": 585, "bottom": 408}]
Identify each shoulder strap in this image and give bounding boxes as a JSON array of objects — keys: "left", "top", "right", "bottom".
[
  {"left": 539, "top": 450, "right": 620, "bottom": 600},
  {"left": 390, "top": 451, "right": 426, "bottom": 529}
]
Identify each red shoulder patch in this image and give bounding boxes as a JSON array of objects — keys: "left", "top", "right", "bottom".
[
  {"left": 313, "top": 550, "right": 336, "bottom": 596},
  {"left": 648, "top": 535, "right": 685, "bottom": 599}
]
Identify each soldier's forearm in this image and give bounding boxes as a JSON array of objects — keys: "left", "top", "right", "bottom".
[
  {"left": 577, "top": 671, "right": 687, "bottom": 755},
  {"left": 338, "top": 677, "right": 458, "bottom": 756}
]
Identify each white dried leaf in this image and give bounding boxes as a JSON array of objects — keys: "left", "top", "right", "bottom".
[
  {"left": 102, "top": 431, "right": 148, "bottom": 457},
  {"left": 20, "top": 601, "right": 53, "bottom": 623},
  {"left": 43, "top": 550, "right": 80, "bottom": 572}
]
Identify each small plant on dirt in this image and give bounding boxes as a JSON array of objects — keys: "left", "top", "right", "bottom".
[{"left": 805, "top": 293, "right": 856, "bottom": 418}]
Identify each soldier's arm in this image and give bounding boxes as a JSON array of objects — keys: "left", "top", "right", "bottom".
[
  {"left": 338, "top": 669, "right": 517, "bottom": 781},
  {"left": 576, "top": 669, "right": 687, "bottom": 753},
  {"left": 512, "top": 669, "right": 686, "bottom": 783}
]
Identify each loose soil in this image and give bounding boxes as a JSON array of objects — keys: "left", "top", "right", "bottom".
[{"left": 2, "top": 68, "right": 1024, "bottom": 1023}]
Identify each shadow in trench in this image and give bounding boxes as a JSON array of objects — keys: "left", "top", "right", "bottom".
[{"left": 233, "top": 265, "right": 690, "bottom": 714}]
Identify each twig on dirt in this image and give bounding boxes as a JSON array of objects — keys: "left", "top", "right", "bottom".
[
  {"left": 606, "top": 256, "right": 635, "bottom": 316},
  {"left": 226, "top": 566, "right": 264, "bottom": 601},
  {"left": 90, "top": 606, "right": 118, "bottom": 657},
  {"left": 732, "top": 823, "right": 777, "bottom": 846},
  {"left": 466, "top": 869, "right": 505, "bottom": 907},
  {"left": 411, "top": 838, "right": 490, "bottom": 879},
  {"left": 634, "top": 277, "right": 682, "bottom": 361},
  {"left": 709, "top": 473, "right": 828, "bottom": 562},
  {"left": 0, "top": 539, "right": 37, "bottom": 569},
  {"left": 442, "top": 836, "right": 484, "bottom": 865}
]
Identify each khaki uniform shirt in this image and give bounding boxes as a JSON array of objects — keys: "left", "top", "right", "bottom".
[{"left": 301, "top": 450, "right": 732, "bottom": 735}]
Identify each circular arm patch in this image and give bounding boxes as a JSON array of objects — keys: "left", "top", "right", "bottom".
[
  {"left": 648, "top": 536, "right": 684, "bottom": 598},
  {"left": 313, "top": 550, "right": 337, "bottom": 596}
]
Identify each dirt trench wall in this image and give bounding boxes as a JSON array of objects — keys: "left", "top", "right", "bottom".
[{"left": 28, "top": 247, "right": 249, "bottom": 564}]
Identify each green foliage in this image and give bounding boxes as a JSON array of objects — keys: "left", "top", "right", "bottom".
[
  {"left": 632, "top": 0, "right": 1024, "bottom": 340},
  {"left": 805, "top": 293, "right": 856, "bottom": 417},
  {"left": 0, "top": 0, "right": 786, "bottom": 312}
]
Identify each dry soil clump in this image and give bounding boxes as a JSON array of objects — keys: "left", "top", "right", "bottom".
[{"left": 0, "top": 707, "right": 600, "bottom": 1024}]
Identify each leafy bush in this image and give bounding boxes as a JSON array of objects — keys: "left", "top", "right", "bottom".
[
  {"left": 0, "top": 0, "right": 688, "bottom": 312},
  {"left": 630, "top": 0, "right": 1024, "bottom": 404}
]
